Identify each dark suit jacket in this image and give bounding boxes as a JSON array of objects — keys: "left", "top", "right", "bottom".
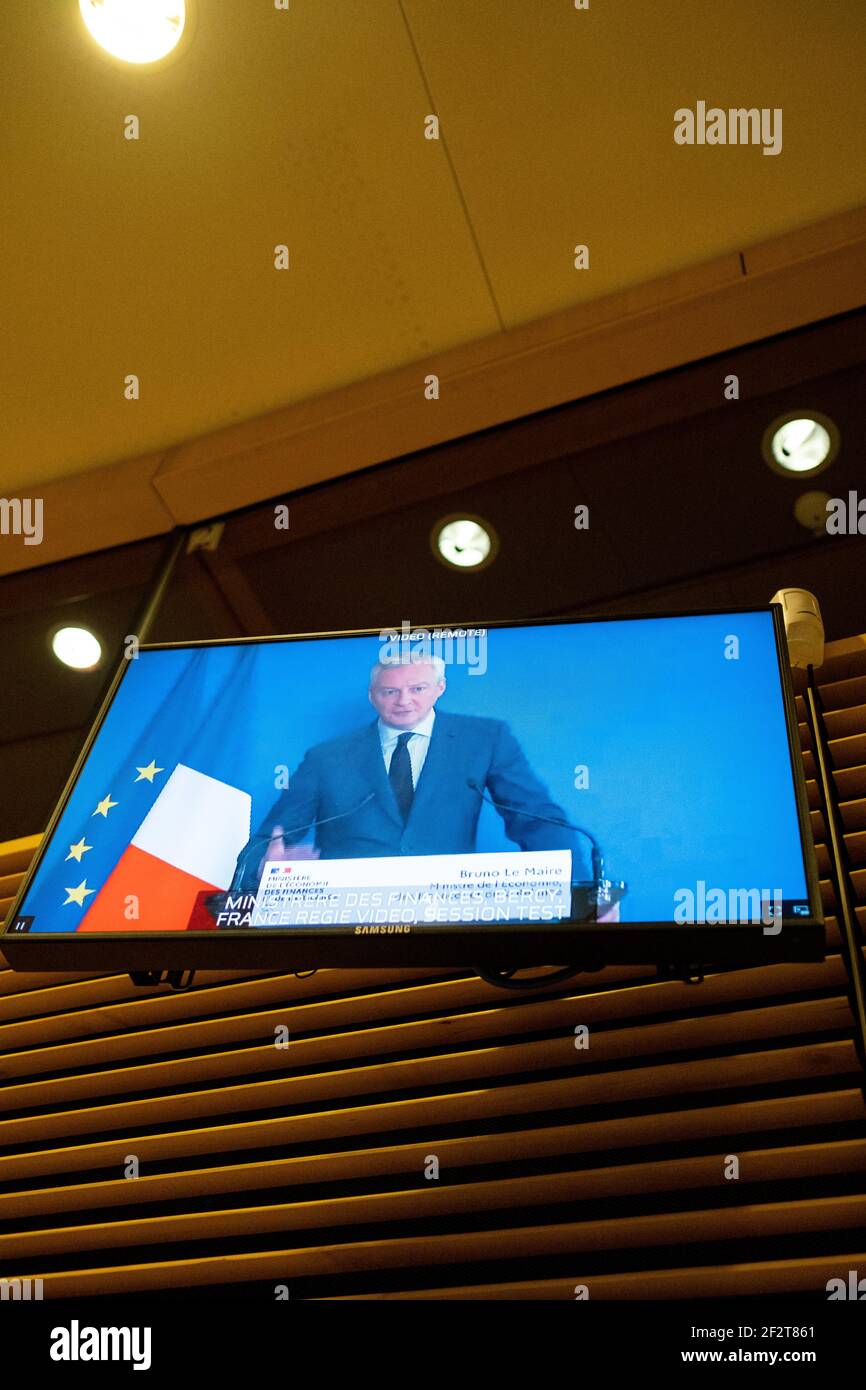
[{"left": 237, "top": 711, "right": 588, "bottom": 887}]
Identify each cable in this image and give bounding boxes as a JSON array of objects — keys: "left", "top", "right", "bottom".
[
  {"left": 478, "top": 960, "right": 709, "bottom": 991},
  {"left": 475, "top": 963, "right": 598, "bottom": 991}
]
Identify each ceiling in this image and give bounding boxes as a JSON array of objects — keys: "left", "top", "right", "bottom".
[
  {"left": 1, "top": 0, "right": 865, "bottom": 493},
  {"left": 3, "top": 306, "right": 865, "bottom": 841}
]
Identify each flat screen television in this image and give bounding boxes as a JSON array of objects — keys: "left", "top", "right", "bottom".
[{"left": 1, "top": 609, "right": 824, "bottom": 973}]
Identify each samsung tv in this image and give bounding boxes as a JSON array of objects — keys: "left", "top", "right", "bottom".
[{"left": 1, "top": 609, "right": 824, "bottom": 974}]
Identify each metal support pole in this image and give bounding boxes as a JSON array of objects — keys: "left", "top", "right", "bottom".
[
  {"left": 804, "top": 663, "right": 866, "bottom": 1077},
  {"left": 129, "top": 527, "right": 188, "bottom": 644},
  {"left": 79, "top": 528, "right": 188, "bottom": 755}
]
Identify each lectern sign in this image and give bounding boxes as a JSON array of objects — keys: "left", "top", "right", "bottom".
[{"left": 245, "top": 849, "right": 573, "bottom": 928}]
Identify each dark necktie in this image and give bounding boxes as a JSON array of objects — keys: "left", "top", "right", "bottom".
[{"left": 389, "top": 732, "right": 414, "bottom": 822}]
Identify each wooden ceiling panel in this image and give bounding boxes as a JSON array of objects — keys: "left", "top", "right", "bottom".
[
  {"left": 0, "top": 0, "right": 498, "bottom": 490},
  {"left": 3, "top": 1, "right": 866, "bottom": 500},
  {"left": 402, "top": 0, "right": 866, "bottom": 323}
]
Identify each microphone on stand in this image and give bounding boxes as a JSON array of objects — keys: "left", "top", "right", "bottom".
[
  {"left": 466, "top": 779, "right": 605, "bottom": 881},
  {"left": 230, "top": 792, "right": 376, "bottom": 893}
]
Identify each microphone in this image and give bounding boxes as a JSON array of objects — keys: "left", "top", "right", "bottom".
[
  {"left": 230, "top": 792, "right": 377, "bottom": 892},
  {"left": 466, "top": 779, "right": 605, "bottom": 881}
]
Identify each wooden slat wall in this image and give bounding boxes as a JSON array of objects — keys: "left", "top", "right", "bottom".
[{"left": 0, "top": 641, "right": 865, "bottom": 1300}]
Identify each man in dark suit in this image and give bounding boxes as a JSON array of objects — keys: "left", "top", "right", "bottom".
[{"left": 235, "top": 654, "right": 589, "bottom": 888}]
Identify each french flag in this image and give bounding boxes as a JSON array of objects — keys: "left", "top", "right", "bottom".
[{"left": 78, "top": 764, "right": 251, "bottom": 933}]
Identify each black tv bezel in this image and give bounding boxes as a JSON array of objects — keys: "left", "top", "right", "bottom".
[{"left": 1, "top": 607, "right": 825, "bottom": 973}]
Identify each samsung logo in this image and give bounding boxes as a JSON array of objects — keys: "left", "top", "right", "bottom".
[{"left": 354, "top": 924, "right": 412, "bottom": 934}]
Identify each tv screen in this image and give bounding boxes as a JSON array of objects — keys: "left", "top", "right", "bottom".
[{"left": 2, "top": 610, "right": 823, "bottom": 972}]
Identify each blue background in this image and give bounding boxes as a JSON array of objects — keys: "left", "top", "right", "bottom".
[{"left": 17, "top": 612, "right": 810, "bottom": 931}]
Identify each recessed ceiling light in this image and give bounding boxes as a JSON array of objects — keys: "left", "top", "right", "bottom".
[
  {"left": 51, "top": 626, "right": 103, "bottom": 671},
  {"left": 763, "top": 411, "right": 839, "bottom": 477},
  {"left": 79, "top": 0, "right": 187, "bottom": 65},
  {"left": 432, "top": 516, "right": 498, "bottom": 571}
]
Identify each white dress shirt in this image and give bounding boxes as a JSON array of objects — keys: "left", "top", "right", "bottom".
[{"left": 378, "top": 709, "right": 436, "bottom": 788}]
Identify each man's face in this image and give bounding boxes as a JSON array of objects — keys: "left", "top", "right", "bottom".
[{"left": 369, "top": 663, "right": 445, "bottom": 728}]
